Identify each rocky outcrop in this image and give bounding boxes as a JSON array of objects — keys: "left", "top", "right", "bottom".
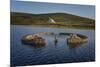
[
  {"left": 21, "top": 32, "right": 54, "bottom": 46},
  {"left": 21, "top": 34, "right": 46, "bottom": 46},
  {"left": 67, "top": 33, "right": 88, "bottom": 45},
  {"left": 21, "top": 32, "right": 88, "bottom": 48}
]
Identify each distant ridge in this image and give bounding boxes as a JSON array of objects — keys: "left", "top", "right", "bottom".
[{"left": 11, "top": 12, "right": 95, "bottom": 27}]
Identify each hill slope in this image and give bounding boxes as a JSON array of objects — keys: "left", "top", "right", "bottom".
[{"left": 11, "top": 12, "right": 95, "bottom": 28}]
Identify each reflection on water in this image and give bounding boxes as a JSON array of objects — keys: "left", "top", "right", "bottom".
[
  {"left": 54, "top": 34, "right": 58, "bottom": 45},
  {"left": 22, "top": 41, "right": 46, "bottom": 48},
  {"left": 67, "top": 42, "right": 86, "bottom": 48},
  {"left": 11, "top": 25, "right": 95, "bottom": 66}
]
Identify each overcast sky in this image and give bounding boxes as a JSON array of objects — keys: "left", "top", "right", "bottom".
[{"left": 11, "top": 1, "right": 95, "bottom": 19}]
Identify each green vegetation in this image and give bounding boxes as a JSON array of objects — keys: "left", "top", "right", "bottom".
[{"left": 11, "top": 12, "right": 95, "bottom": 29}]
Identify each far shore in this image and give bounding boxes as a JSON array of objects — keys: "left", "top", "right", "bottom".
[{"left": 11, "top": 24, "right": 95, "bottom": 30}]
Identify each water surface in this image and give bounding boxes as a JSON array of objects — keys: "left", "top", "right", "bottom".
[{"left": 11, "top": 25, "right": 95, "bottom": 66}]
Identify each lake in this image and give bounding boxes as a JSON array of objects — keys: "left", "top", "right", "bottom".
[{"left": 11, "top": 25, "right": 95, "bottom": 66}]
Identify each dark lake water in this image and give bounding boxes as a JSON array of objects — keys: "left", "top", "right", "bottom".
[{"left": 11, "top": 25, "right": 95, "bottom": 66}]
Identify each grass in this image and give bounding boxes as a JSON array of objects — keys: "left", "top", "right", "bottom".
[{"left": 11, "top": 12, "right": 95, "bottom": 29}]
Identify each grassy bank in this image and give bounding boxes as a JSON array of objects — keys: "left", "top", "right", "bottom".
[{"left": 11, "top": 12, "right": 95, "bottom": 29}]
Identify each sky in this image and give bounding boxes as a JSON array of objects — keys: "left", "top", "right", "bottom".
[{"left": 11, "top": 1, "right": 95, "bottom": 19}]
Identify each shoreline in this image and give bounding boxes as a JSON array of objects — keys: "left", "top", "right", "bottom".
[{"left": 11, "top": 24, "right": 95, "bottom": 30}]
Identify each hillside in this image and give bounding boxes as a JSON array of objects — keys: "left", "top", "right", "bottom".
[{"left": 11, "top": 12, "right": 95, "bottom": 29}]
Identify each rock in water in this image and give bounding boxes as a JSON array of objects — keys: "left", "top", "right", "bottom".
[
  {"left": 67, "top": 33, "right": 88, "bottom": 45},
  {"left": 21, "top": 34, "right": 46, "bottom": 46}
]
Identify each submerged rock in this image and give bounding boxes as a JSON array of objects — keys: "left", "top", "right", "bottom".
[
  {"left": 21, "top": 34, "right": 46, "bottom": 46},
  {"left": 67, "top": 33, "right": 88, "bottom": 47}
]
